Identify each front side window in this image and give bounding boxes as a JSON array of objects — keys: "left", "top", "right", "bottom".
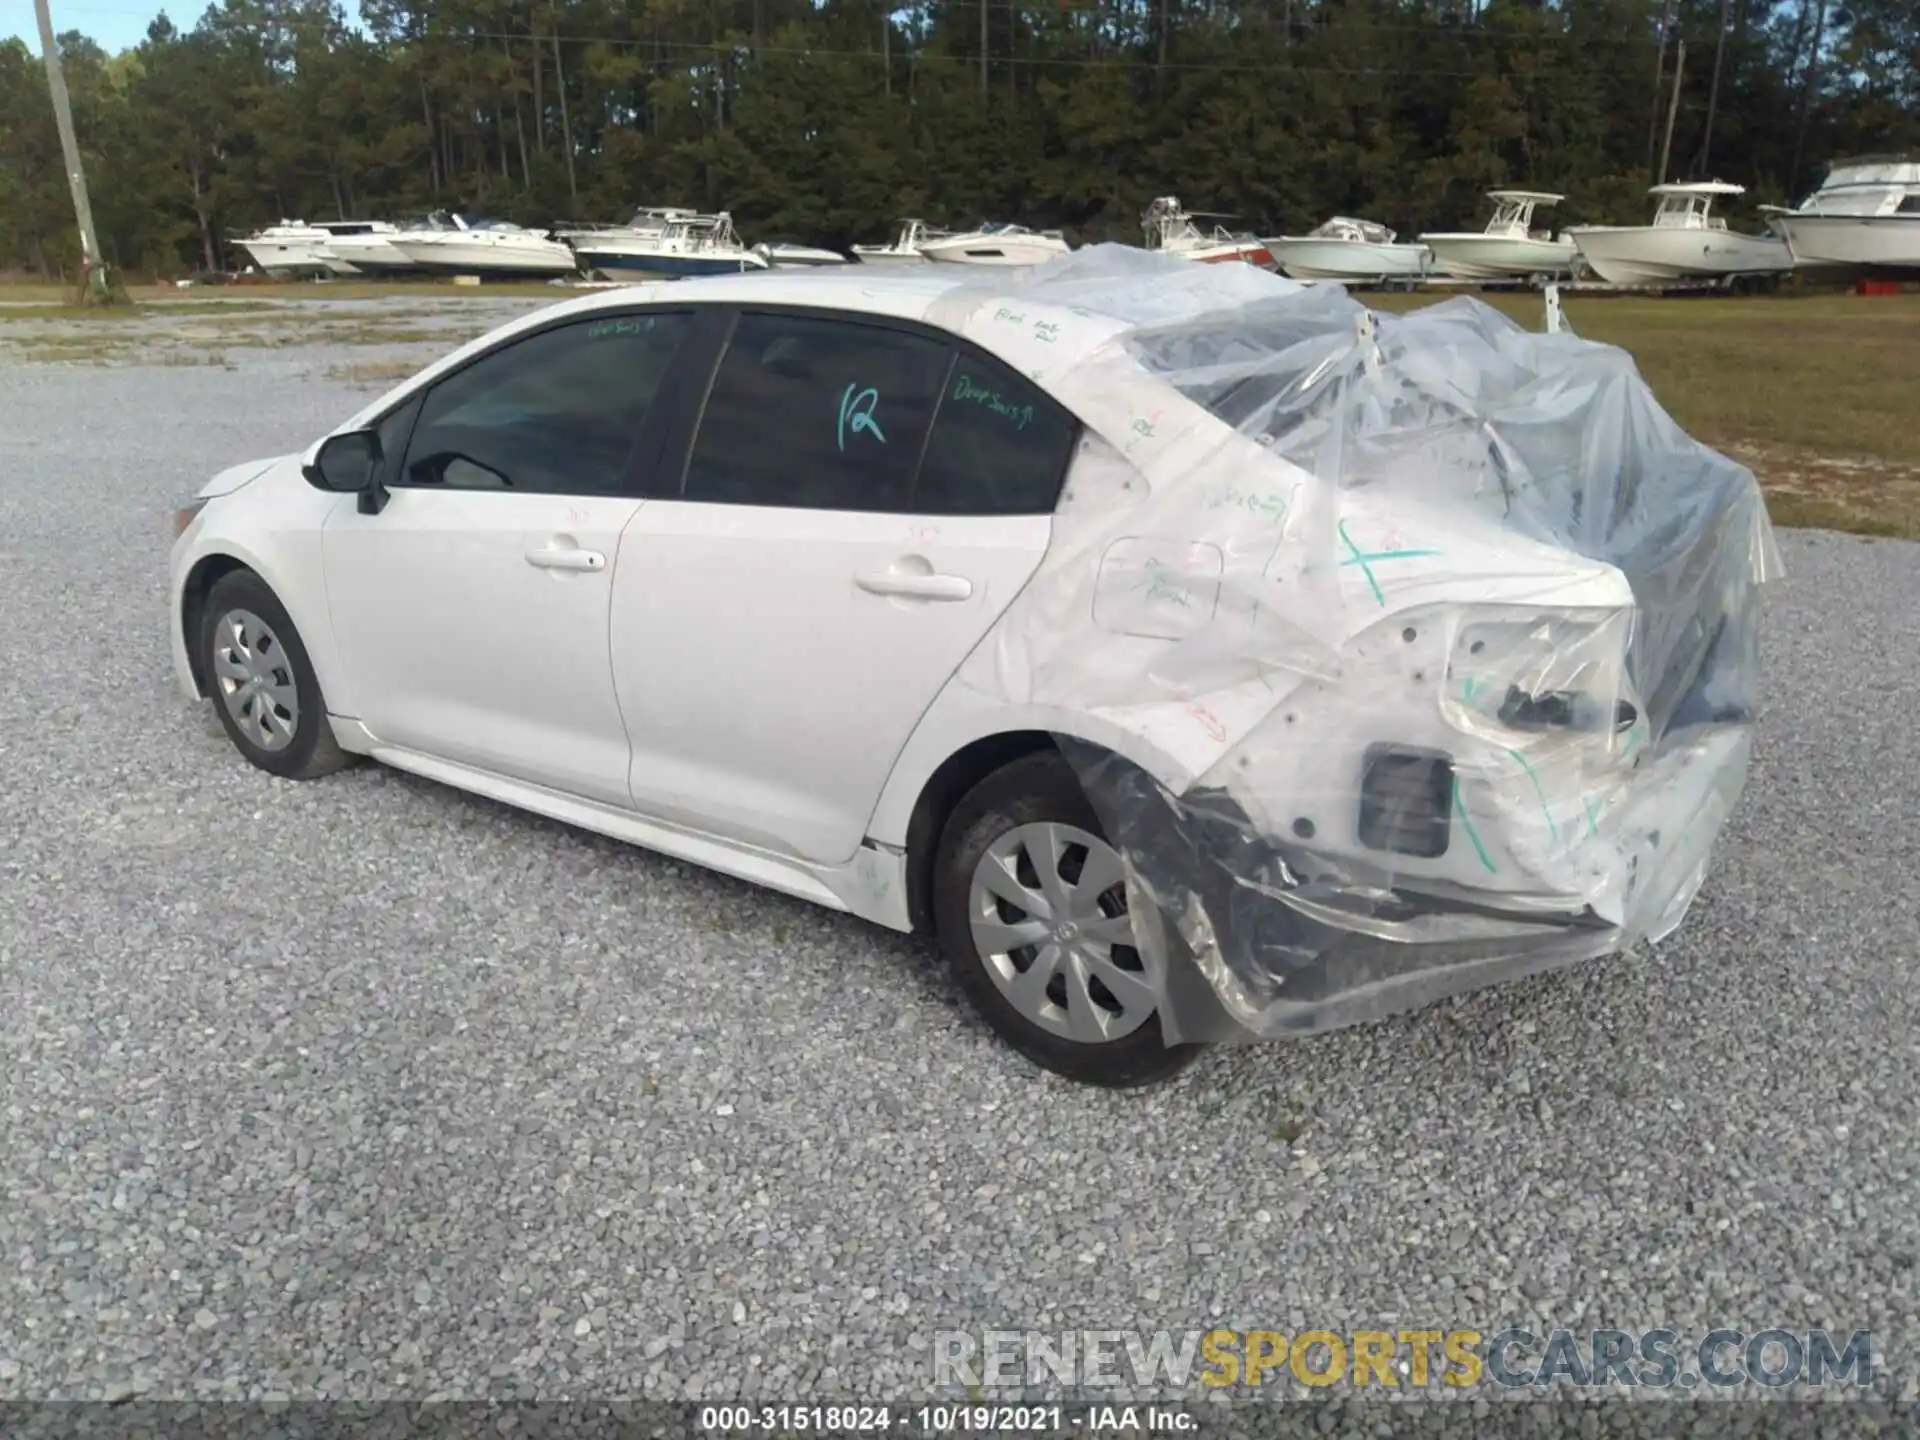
[
  {"left": 399, "top": 312, "right": 691, "bottom": 496},
  {"left": 313, "top": 395, "right": 422, "bottom": 491},
  {"left": 683, "top": 312, "right": 950, "bottom": 512},
  {"left": 915, "top": 348, "right": 1079, "bottom": 516},
  {"left": 373, "top": 395, "right": 422, "bottom": 478}
]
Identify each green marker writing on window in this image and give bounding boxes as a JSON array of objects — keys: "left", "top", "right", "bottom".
[
  {"left": 837, "top": 383, "right": 885, "bottom": 451},
  {"left": 950, "top": 373, "right": 1034, "bottom": 431},
  {"left": 587, "top": 317, "right": 651, "bottom": 339}
]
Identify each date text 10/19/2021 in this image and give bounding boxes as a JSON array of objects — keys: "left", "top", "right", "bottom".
[{"left": 697, "top": 1405, "right": 1196, "bottom": 1433}]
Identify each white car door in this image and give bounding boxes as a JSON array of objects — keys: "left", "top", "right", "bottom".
[
  {"left": 610, "top": 308, "right": 1083, "bottom": 865},
  {"left": 322, "top": 310, "right": 695, "bottom": 807}
]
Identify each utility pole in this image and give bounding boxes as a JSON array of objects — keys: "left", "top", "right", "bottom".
[
  {"left": 1657, "top": 38, "right": 1686, "bottom": 187},
  {"left": 1697, "top": 0, "right": 1731, "bottom": 175},
  {"left": 1788, "top": 0, "right": 1828, "bottom": 195},
  {"left": 34, "top": 0, "right": 117, "bottom": 305},
  {"left": 1646, "top": 0, "right": 1677, "bottom": 167},
  {"left": 979, "top": 0, "right": 988, "bottom": 98}
]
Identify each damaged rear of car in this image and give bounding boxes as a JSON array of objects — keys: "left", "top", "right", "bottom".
[{"left": 930, "top": 249, "right": 1777, "bottom": 1046}]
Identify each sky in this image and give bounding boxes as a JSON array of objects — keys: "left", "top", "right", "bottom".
[
  {"left": 3, "top": 0, "right": 182, "bottom": 50},
  {"left": 3, "top": 0, "right": 363, "bottom": 51}
]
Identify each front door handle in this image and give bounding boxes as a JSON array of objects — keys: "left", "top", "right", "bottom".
[
  {"left": 525, "top": 546, "right": 606, "bottom": 572},
  {"left": 856, "top": 570, "right": 973, "bottom": 602}
]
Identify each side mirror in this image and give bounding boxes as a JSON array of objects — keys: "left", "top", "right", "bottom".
[{"left": 302, "top": 428, "right": 390, "bottom": 514}]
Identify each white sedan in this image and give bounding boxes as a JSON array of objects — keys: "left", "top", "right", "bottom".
[{"left": 169, "top": 258, "right": 1770, "bottom": 1086}]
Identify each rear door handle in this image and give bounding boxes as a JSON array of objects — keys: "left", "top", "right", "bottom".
[
  {"left": 856, "top": 570, "right": 973, "bottom": 602},
  {"left": 525, "top": 546, "right": 606, "bottom": 572}
]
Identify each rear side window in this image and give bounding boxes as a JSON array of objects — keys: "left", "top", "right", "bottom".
[
  {"left": 915, "top": 348, "right": 1079, "bottom": 516},
  {"left": 398, "top": 312, "right": 690, "bottom": 495},
  {"left": 683, "top": 312, "right": 949, "bottom": 511}
]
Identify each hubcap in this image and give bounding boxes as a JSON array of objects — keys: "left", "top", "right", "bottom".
[
  {"left": 211, "top": 609, "right": 300, "bottom": 753},
  {"left": 967, "top": 822, "right": 1161, "bottom": 1045}
]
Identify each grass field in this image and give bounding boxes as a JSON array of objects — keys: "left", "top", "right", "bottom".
[
  {"left": 1371, "top": 288, "right": 1920, "bottom": 539},
  {"left": 0, "top": 278, "right": 582, "bottom": 306},
  {"left": 3, "top": 277, "right": 1915, "bottom": 538}
]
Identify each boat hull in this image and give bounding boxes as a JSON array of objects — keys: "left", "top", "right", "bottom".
[
  {"left": 760, "top": 247, "right": 847, "bottom": 268},
  {"left": 1420, "top": 233, "right": 1578, "bottom": 278},
  {"left": 1167, "top": 240, "right": 1274, "bottom": 267},
  {"left": 850, "top": 249, "right": 929, "bottom": 266},
  {"left": 320, "top": 235, "right": 420, "bottom": 275},
  {"left": 1566, "top": 226, "right": 1795, "bottom": 284},
  {"left": 389, "top": 239, "right": 579, "bottom": 277},
  {"left": 234, "top": 239, "right": 331, "bottom": 277},
  {"left": 1770, "top": 214, "right": 1920, "bottom": 271},
  {"left": 919, "top": 237, "right": 1070, "bottom": 266},
  {"left": 577, "top": 249, "right": 768, "bottom": 277},
  {"left": 1266, "top": 238, "right": 1430, "bottom": 281}
]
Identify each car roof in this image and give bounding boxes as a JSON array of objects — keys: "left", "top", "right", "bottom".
[
  {"left": 336, "top": 246, "right": 1296, "bottom": 440},
  {"left": 548, "top": 268, "right": 982, "bottom": 327},
  {"left": 338, "top": 268, "right": 1100, "bottom": 437}
]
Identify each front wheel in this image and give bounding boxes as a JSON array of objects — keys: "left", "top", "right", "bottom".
[
  {"left": 932, "top": 750, "right": 1204, "bottom": 1087},
  {"left": 198, "top": 569, "right": 352, "bottom": 781}
]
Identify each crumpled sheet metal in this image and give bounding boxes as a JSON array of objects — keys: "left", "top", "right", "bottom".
[{"left": 926, "top": 246, "right": 1778, "bottom": 1040}]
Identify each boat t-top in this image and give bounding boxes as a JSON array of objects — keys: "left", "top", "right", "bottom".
[
  {"left": 553, "top": 206, "right": 699, "bottom": 249},
  {"left": 1566, "top": 182, "right": 1794, "bottom": 284},
  {"left": 1262, "top": 215, "right": 1430, "bottom": 282},
  {"left": 917, "top": 222, "right": 1072, "bottom": 267},
  {"left": 1138, "top": 196, "right": 1272, "bottom": 267},
  {"left": 1419, "top": 190, "right": 1579, "bottom": 279},
  {"left": 851, "top": 220, "right": 953, "bottom": 266},
  {"left": 1759, "top": 155, "right": 1920, "bottom": 273}
]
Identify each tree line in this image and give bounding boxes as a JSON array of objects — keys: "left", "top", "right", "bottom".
[{"left": 1, "top": 0, "right": 1914, "bottom": 279}]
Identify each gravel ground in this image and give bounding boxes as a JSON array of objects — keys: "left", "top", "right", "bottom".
[{"left": 1, "top": 298, "right": 1916, "bottom": 1409}]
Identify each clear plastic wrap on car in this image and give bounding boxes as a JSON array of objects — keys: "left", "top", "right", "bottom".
[{"left": 917, "top": 246, "right": 1777, "bottom": 1041}]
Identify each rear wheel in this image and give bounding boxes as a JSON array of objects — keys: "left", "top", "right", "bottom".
[
  {"left": 932, "top": 750, "right": 1204, "bottom": 1087},
  {"left": 198, "top": 569, "right": 352, "bottom": 781}
]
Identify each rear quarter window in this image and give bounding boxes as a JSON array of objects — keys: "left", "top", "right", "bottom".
[{"left": 914, "top": 349, "right": 1079, "bottom": 516}]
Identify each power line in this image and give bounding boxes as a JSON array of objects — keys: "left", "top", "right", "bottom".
[
  {"left": 37, "top": 0, "right": 1684, "bottom": 42},
  {"left": 417, "top": 30, "right": 1668, "bottom": 78},
  {"left": 67, "top": 17, "right": 1686, "bottom": 80}
]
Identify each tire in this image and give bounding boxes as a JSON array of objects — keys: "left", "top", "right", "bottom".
[
  {"left": 198, "top": 569, "right": 352, "bottom": 781},
  {"left": 932, "top": 749, "right": 1205, "bottom": 1087}
]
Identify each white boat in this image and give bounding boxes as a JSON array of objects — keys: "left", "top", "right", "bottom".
[
  {"left": 571, "top": 212, "right": 769, "bottom": 278},
  {"left": 851, "top": 219, "right": 951, "bottom": 266},
  {"left": 1263, "top": 216, "right": 1430, "bottom": 282},
  {"left": 553, "top": 206, "right": 697, "bottom": 250},
  {"left": 1139, "top": 196, "right": 1272, "bottom": 267},
  {"left": 235, "top": 220, "right": 391, "bottom": 277},
  {"left": 387, "top": 220, "right": 581, "bottom": 278},
  {"left": 1566, "top": 182, "right": 1794, "bottom": 285},
  {"left": 318, "top": 225, "right": 411, "bottom": 275},
  {"left": 1419, "top": 191, "right": 1580, "bottom": 279},
  {"left": 1760, "top": 155, "right": 1920, "bottom": 273},
  {"left": 320, "top": 214, "right": 465, "bottom": 275},
  {"left": 918, "top": 222, "right": 1072, "bottom": 267},
  {"left": 753, "top": 242, "right": 849, "bottom": 269}
]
